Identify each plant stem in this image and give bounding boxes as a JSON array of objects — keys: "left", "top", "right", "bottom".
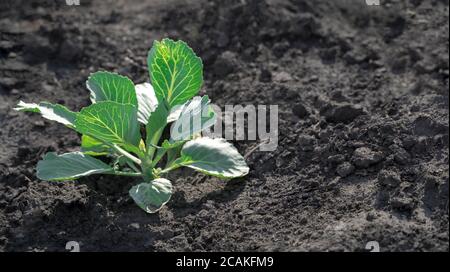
[
  {"left": 86, "top": 134, "right": 142, "bottom": 165},
  {"left": 140, "top": 156, "right": 155, "bottom": 181},
  {"left": 151, "top": 148, "right": 167, "bottom": 168},
  {"left": 107, "top": 171, "right": 142, "bottom": 177},
  {"left": 159, "top": 162, "right": 182, "bottom": 175},
  {"left": 146, "top": 130, "right": 163, "bottom": 161},
  {"left": 126, "top": 160, "right": 141, "bottom": 173},
  {"left": 112, "top": 144, "right": 141, "bottom": 165}
]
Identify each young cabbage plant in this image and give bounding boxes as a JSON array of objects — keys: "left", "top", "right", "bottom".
[{"left": 15, "top": 38, "right": 249, "bottom": 213}]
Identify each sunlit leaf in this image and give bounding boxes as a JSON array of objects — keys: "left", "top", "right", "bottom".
[
  {"left": 37, "top": 152, "right": 112, "bottom": 181},
  {"left": 80, "top": 134, "right": 110, "bottom": 156},
  {"left": 167, "top": 103, "right": 186, "bottom": 122},
  {"left": 129, "top": 178, "right": 173, "bottom": 213},
  {"left": 145, "top": 100, "right": 169, "bottom": 149},
  {"left": 14, "top": 101, "right": 77, "bottom": 127},
  {"left": 75, "top": 101, "right": 141, "bottom": 151},
  {"left": 135, "top": 82, "right": 187, "bottom": 124},
  {"left": 179, "top": 137, "right": 249, "bottom": 178},
  {"left": 135, "top": 82, "right": 158, "bottom": 124},
  {"left": 147, "top": 38, "right": 203, "bottom": 108},
  {"left": 170, "top": 96, "right": 216, "bottom": 141},
  {"left": 87, "top": 71, "right": 137, "bottom": 106}
]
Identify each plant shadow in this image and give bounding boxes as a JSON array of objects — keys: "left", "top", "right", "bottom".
[{"left": 169, "top": 177, "right": 246, "bottom": 218}]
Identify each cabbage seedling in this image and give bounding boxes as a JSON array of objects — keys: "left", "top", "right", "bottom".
[{"left": 15, "top": 38, "right": 249, "bottom": 213}]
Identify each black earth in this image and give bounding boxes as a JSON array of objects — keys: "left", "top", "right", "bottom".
[{"left": 0, "top": 0, "right": 448, "bottom": 251}]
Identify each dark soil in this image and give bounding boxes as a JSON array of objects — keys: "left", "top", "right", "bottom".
[{"left": 0, "top": 0, "right": 448, "bottom": 252}]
